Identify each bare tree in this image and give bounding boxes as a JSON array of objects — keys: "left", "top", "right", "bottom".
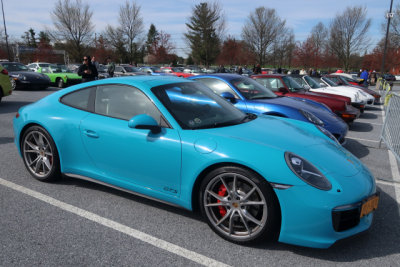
[
  {"left": 270, "top": 28, "right": 295, "bottom": 68},
  {"left": 50, "top": 0, "right": 94, "bottom": 62},
  {"left": 310, "top": 22, "right": 328, "bottom": 68},
  {"left": 242, "top": 7, "right": 285, "bottom": 66},
  {"left": 118, "top": 0, "right": 144, "bottom": 64},
  {"left": 385, "top": 4, "right": 400, "bottom": 47},
  {"left": 328, "top": 6, "right": 371, "bottom": 71}
]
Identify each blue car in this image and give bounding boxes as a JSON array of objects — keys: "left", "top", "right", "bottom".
[
  {"left": 189, "top": 74, "right": 348, "bottom": 144},
  {"left": 13, "top": 76, "right": 378, "bottom": 248}
]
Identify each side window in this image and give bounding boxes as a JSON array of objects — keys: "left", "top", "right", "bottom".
[
  {"left": 95, "top": 85, "right": 163, "bottom": 123},
  {"left": 267, "top": 78, "right": 284, "bottom": 91},
  {"left": 60, "top": 87, "right": 92, "bottom": 111},
  {"left": 195, "top": 78, "right": 239, "bottom": 99},
  {"left": 115, "top": 66, "right": 123, "bottom": 72}
]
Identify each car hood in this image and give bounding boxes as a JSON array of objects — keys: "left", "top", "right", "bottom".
[
  {"left": 10, "top": 71, "right": 49, "bottom": 79},
  {"left": 249, "top": 96, "right": 346, "bottom": 128},
  {"left": 199, "top": 115, "right": 362, "bottom": 177}
]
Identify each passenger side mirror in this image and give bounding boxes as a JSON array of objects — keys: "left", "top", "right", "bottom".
[
  {"left": 220, "top": 92, "right": 236, "bottom": 103},
  {"left": 128, "top": 114, "right": 161, "bottom": 134}
]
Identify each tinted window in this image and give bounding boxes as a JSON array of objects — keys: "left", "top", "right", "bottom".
[
  {"left": 195, "top": 78, "right": 239, "bottom": 98},
  {"left": 282, "top": 76, "right": 304, "bottom": 91},
  {"left": 95, "top": 85, "right": 162, "bottom": 122},
  {"left": 231, "top": 77, "right": 277, "bottom": 99},
  {"left": 152, "top": 82, "right": 247, "bottom": 130},
  {"left": 254, "top": 78, "right": 282, "bottom": 91},
  {"left": 61, "top": 87, "right": 92, "bottom": 111},
  {"left": 1, "top": 63, "right": 29, "bottom": 72}
]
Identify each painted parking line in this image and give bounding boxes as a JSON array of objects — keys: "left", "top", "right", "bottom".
[
  {"left": 0, "top": 178, "right": 230, "bottom": 267},
  {"left": 345, "top": 136, "right": 380, "bottom": 143}
]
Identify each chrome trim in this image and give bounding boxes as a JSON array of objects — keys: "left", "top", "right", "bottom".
[
  {"left": 269, "top": 182, "right": 293, "bottom": 189},
  {"left": 64, "top": 173, "right": 183, "bottom": 209}
]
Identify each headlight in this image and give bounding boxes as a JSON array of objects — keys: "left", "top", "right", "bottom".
[
  {"left": 300, "top": 110, "right": 324, "bottom": 126},
  {"left": 316, "top": 125, "right": 339, "bottom": 144},
  {"left": 285, "top": 152, "right": 332, "bottom": 191}
]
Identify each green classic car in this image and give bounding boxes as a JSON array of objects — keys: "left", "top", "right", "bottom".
[
  {"left": 0, "top": 65, "right": 12, "bottom": 103},
  {"left": 38, "top": 64, "right": 82, "bottom": 88}
]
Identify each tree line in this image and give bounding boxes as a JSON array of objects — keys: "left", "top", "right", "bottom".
[{"left": 0, "top": 0, "right": 397, "bottom": 73}]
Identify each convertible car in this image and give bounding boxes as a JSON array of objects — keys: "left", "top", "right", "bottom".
[
  {"left": 13, "top": 76, "right": 378, "bottom": 248},
  {"left": 37, "top": 64, "right": 82, "bottom": 88},
  {"left": 189, "top": 74, "right": 348, "bottom": 144}
]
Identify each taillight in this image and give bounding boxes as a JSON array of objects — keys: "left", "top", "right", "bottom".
[
  {"left": 15, "top": 112, "right": 19, "bottom": 118},
  {"left": 1, "top": 68, "right": 8, "bottom": 75}
]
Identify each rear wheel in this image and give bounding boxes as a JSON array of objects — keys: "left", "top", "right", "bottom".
[
  {"left": 21, "top": 126, "right": 60, "bottom": 182},
  {"left": 199, "top": 166, "right": 280, "bottom": 244}
]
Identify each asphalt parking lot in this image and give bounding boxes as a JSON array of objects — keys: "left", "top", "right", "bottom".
[{"left": 0, "top": 86, "right": 399, "bottom": 266}]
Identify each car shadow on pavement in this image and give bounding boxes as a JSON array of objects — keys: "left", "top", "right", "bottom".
[
  {"left": 250, "top": 187, "right": 400, "bottom": 262},
  {"left": 359, "top": 112, "right": 379, "bottom": 120},
  {"left": 57, "top": 175, "right": 203, "bottom": 221},
  {"left": 0, "top": 101, "right": 33, "bottom": 114},
  {"left": 348, "top": 121, "right": 374, "bottom": 133},
  {"left": 0, "top": 137, "right": 14, "bottom": 145},
  {"left": 343, "top": 138, "right": 371, "bottom": 158}
]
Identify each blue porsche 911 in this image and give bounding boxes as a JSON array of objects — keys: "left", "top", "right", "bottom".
[{"left": 13, "top": 76, "right": 378, "bottom": 248}]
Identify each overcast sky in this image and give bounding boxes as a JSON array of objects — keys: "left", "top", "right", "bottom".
[{"left": 1, "top": 0, "right": 394, "bottom": 57}]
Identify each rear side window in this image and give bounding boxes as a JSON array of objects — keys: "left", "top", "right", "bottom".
[{"left": 60, "top": 87, "right": 93, "bottom": 111}]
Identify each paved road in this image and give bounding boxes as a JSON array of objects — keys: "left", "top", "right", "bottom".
[{"left": 0, "top": 86, "right": 399, "bottom": 266}]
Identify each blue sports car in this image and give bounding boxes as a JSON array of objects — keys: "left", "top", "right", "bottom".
[
  {"left": 189, "top": 74, "right": 348, "bottom": 144},
  {"left": 13, "top": 76, "right": 378, "bottom": 248}
]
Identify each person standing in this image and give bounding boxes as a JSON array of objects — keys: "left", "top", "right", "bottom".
[
  {"left": 253, "top": 64, "right": 261, "bottom": 74},
  {"left": 107, "top": 57, "right": 115, "bottom": 77},
  {"left": 77, "top": 56, "right": 98, "bottom": 83},
  {"left": 360, "top": 68, "right": 369, "bottom": 87},
  {"left": 91, "top": 56, "right": 100, "bottom": 79}
]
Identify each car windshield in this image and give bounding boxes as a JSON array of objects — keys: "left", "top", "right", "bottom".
[
  {"left": 152, "top": 82, "right": 251, "bottom": 130},
  {"left": 231, "top": 77, "right": 277, "bottom": 99},
  {"left": 39, "top": 63, "right": 50, "bottom": 68},
  {"left": 303, "top": 76, "right": 322, "bottom": 89},
  {"left": 49, "top": 64, "right": 72, "bottom": 73},
  {"left": 124, "top": 66, "right": 141, "bottom": 72},
  {"left": 172, "top": 67, "right": 183, "bottom": 72},
  {"left": 311, "top": 77, "right": 327, "bottom": 87},
  {"left": 282, "top": 76, "right": 304, "bottom": 91},
  {"left": 323, "top": 76, "right": 340, "bottom": 86},
  {"left": 1, "top": 63, "right": 29, "bottom": 72}
]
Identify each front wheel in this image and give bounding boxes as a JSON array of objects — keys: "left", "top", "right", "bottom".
[
  {"left": 21, "top": 126, "right": 60, "bottom": 182},
  {"left": 10, "top": 78, "right": 16, "bottom": 90},
  {"left": 199, "top": 166, "right": 280, "bottom": 244}
]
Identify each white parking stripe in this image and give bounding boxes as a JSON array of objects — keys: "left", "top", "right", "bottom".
[
  {"left": 345, "top": 136, "right": 380, "bottom": 143},
  {"left": 0, "top": 178, "right": 230, "bottom": 267}
]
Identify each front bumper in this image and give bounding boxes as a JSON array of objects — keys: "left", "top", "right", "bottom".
[
  {"left": 15, "top": 79, "right": 50, "bottom": 89},
  {"left": 274, "top": 169, "right": 376, "bottom": 248}
]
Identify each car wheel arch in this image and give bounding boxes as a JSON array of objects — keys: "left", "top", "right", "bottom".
[
  {"left": 190, "top": 162, "right": 282, "bottom": 215},
  {"left": 18, "top": 123, "right": 64, "bottom": 170}
]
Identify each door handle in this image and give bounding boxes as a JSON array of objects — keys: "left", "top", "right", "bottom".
[{"left": 83, "top": 130, "right": 99, "bottom": 138}]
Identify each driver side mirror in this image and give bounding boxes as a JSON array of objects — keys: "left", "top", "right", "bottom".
[
  {"left": 128, "top": 114, "right": 161, "bottom": 134},
  {"left": 220, "top": 92, "right": 236, "bottom": 103},
  {"left": 278, "top": 87, "right": 288, "bottom": 93}
]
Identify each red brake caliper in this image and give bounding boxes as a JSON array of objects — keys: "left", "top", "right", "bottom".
[{"left": 217, "top": 184, "right": 227, "bottom": 217}]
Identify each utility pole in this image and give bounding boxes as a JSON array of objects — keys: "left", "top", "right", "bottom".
[
  {"left": 1, "top": 0, "right": 11, "bottom": 61},
  {"left": 381, "top": 0, "right": 394, "bottom": 75}
]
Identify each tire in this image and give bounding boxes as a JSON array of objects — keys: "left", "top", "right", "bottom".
[
  {"left": 199, "top": 166, "right": 280, "bottom": 244},
  {"left": 21, "top": 126, "right": 60, "bottom": 182},
  {"left": 57, "top": 78, "right": 65, "bottom": 88}
]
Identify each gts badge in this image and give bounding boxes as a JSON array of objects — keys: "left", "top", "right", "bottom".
[{"left": 163, "top": 187, "right": 178, "bottom": 194}]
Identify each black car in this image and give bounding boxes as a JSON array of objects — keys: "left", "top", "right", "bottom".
[
  {"left": 0, "top": 62, "right": 51, "bottom": 90},
  {"left": 383, "top": 73, "right": 396, "bottom": 81}
]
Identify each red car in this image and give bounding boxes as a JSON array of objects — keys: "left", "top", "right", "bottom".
[
  {"left": 251, "top": 74, "right": 360, "bottom": 123},
  {"left": 161, "top": 67, "right": 194, "bottom": 78}
]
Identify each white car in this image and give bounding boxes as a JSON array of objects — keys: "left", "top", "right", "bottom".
[
  {"left": 331, "top": 72, "right": 362, "bottom": 82},
  {"left": 27, "top": 62, "right": 51, "bottom": 72},
  {"left": 317, "top": 76, "right": 375, "bottom": 106}
]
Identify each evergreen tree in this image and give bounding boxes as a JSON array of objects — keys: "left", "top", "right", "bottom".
[{"left": 184, "top": 2, "right": 224, "bottom": 67}]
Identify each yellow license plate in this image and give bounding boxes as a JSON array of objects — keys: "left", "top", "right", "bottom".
[{"left": 360, "top": 195, "right": 379, "bottom": 218}]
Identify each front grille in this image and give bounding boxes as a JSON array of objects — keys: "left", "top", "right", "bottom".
[{"left": 332, "top": 206, "right": 360, "bottom": 232}]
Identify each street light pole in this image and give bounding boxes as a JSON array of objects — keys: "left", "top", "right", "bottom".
[
  {"left": 1, "top": 0, "right": 10, "bottom": 61},
  {"left": 381, "top": 0, "right": 394, "bottom": 76}
]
